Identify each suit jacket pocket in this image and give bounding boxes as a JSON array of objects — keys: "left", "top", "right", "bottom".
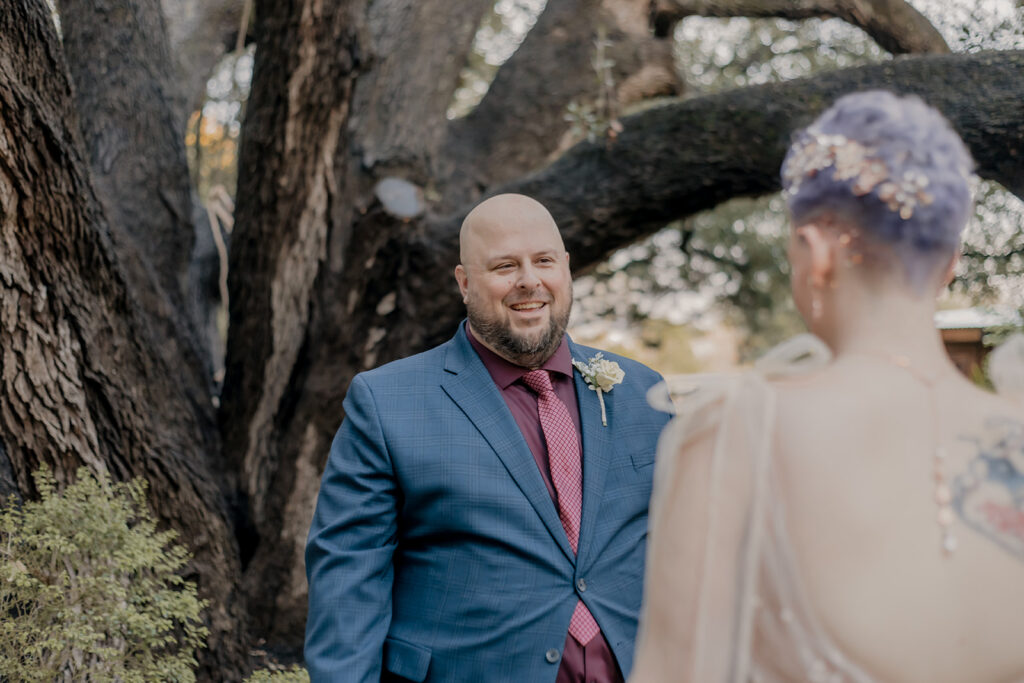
[
  {"left": 383, "top": 637, "right": 431, "bottom": 682},
  {"left": 630, "top": 450, "right": 656, "bottom": 470}
]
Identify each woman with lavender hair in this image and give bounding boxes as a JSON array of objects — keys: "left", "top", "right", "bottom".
[{"left": 630, "top": 91, "right": 1024, "bottom": 682}]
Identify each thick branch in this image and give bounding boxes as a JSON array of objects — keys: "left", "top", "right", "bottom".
[
  {"left": 536, "top": 51, "right": 1023, "bottom": 265},
  {"left": 350, "top": 0, "right": 492, "bottom": 177},
  {"left": 653, "top": 0, "right": 950, "bottom": 54},
  {"left": 441, "top": 0, "right": 682, "bottom": 208},
  {"left": 428, "top": 50, "right": 1024, "bottom": 285},
  {"left": 398, "top": 51, "right": 1024, "bottom": 406}
]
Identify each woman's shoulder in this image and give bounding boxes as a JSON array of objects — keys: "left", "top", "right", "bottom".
[
  {"left": 647, "top": 334, "right": 832, "bottom": 418},
  {"left": 754, "top": 333, "right": 833, "bottom": 378}
]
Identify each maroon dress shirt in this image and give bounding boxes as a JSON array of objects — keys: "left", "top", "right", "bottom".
[{"left": 467, "top": 327, "right": 625, "bottom": 683}]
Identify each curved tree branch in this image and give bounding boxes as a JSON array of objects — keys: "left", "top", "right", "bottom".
[
  {"left": 521, "top": 50, "right": 1023, "bottom": 266},
  {"left": 429, "top": 50, "right": 1024, "bottom": 289},
  {"left": 439, "top": 0, "right": 683, "bottom": 208},
  {"left": 652, "top": 0, "right": 950, "bottom": 54},
  {"left": 402, "top": 51, "right": 1024, "bottom": 377}
]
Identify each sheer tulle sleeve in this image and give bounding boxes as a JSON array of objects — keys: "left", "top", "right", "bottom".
[{"left": 631, "top": 335, "right": 830, "bottom": 683}]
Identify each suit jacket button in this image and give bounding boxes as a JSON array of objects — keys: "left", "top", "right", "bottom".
[
  {"left": 545, "top": 648, "right": 560, "bottom": 664},
  {"left": 576, "top": 578, "right": 587, "bottom": 592}
]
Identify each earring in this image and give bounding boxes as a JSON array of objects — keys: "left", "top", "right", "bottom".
[{"left": 811, "top": 290, "right": 823, "bottom": 320}]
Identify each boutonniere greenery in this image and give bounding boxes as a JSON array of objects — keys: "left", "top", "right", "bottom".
[{"left": 572, "top": 353, "right": 625, "bottom": 426}]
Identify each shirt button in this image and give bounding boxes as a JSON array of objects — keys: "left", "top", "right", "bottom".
[
  {"left": 545, "top": 648, "right": 560, "bottom": 664},
  {"left": 576, "top": 578, "right": 587, "bottom": 592}
]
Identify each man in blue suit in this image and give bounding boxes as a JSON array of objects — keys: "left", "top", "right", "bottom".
[{"left": 305, "top": 194, "right": 670, "bottom": 682}]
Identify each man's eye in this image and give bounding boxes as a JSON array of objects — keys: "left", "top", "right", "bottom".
[{"left": 496, "top": 263, "right": 515, "bottom": 271}]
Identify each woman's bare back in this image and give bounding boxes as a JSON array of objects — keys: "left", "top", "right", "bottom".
[{"left": 773, "top": 359, "right": 1024, "bottom": 683}]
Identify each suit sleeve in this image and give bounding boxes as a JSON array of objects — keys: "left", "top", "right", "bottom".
[{"left": 305, "top": 373, "right": 398, "bottom": 682}]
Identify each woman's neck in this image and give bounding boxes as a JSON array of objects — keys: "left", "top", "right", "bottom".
[{"left": 823, "top": 288, "right": 955, "bottom": 376}]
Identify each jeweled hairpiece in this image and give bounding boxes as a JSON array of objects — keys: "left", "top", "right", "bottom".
[{"left": 782, "top": 129, "right": 939, "bottom": 220}]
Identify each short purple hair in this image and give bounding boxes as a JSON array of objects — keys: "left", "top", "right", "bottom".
[{"left": 782, "top": 91, "right": 975, "bottom": 285}]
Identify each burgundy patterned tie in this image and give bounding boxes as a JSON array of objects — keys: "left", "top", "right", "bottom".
[{"left": 521, "top": 369, "right": 601, "bottom": 646}]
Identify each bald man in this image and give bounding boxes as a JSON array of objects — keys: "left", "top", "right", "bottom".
[{"left": 305, "top": 194, "right": 670, "bottom": 682}]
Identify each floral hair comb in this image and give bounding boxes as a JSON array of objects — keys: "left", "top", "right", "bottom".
[{"left": 781, "top": 129, "right": 942, "bottom": 220}]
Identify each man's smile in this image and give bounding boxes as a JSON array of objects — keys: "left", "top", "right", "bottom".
[{"left": 509, "top": 301, "right": 547, "bottom": 311}]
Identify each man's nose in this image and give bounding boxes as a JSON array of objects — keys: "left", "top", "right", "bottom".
[{"left": 516, "top": 264, "right": 541, "bottom": 289}]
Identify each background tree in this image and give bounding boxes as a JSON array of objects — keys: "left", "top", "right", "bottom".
[{"left": 1, "top": 0, "right": 1022, "bottom": 676}]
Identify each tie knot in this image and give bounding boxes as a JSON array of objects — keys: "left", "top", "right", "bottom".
[{"left": 521, "top": 369, "right": 555, "bottom": 396}]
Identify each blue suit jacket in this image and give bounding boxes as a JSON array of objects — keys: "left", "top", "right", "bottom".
[{"left": 305, "top": 325, "right": 670, "bottom": 682}]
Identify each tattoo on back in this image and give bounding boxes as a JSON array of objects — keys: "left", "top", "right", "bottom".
[{"left": 952, "top": 416, "right": 1024, "bottom": 559}]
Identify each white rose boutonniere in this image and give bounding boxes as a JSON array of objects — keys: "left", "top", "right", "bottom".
[{"left": 571, "top": 353, "right": 625, "bottom": 426}]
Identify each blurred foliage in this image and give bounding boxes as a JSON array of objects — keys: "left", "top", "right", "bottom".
[
  {"left": 574, "top": 318, "right": 708, "bottom": 376},
  {"left": 957, "top": 181, "right": 1024, "bottom": 304},
  {"left": 912, "top": 0, "right": 1024, "bottom": 52},
  {"left": 0, "top": 468, "right": 207, "bottom": 682},
  {"left": 184, "top": 47, "right": 253, "bottom": 202},
  {"left": 674, "top": 15, "right": 887, "bottom": 95}
]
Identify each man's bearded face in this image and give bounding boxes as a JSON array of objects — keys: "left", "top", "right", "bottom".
[
  {"left": 456, "top": 199, "right": 574, "bottom": 368},
  {"left": 465, "top": 276, "right": 572, "bottom": 368}
]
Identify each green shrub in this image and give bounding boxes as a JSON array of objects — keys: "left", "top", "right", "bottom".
[
  {"left": 0, "top": 467, "right": 207, "bottom": 682},
  {"left": 246, "top": 664, "right": 310, "bottom": 682}
]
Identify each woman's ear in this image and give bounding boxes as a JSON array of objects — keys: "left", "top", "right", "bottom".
[{"left": 795, "top": 224, "right": 835, "bottom": 288}]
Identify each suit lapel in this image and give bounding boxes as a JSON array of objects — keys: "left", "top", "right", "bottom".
[
  {"left": 570, "top": 341, "right": 613, "bottom": 570},
  {"left": 440, "top": 328, "right": 575, "bottom": 563}
]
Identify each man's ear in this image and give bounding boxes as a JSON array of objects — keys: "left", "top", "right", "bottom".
[
  {"left": 796, "top": 223, "right": 835, "bottom": 288},
  {"left": 454, "top": 264, "right": 469, "bottom": 302}
]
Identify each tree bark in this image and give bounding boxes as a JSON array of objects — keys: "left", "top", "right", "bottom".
[
  {"left": 652, "top": 0, "right": 950, "bottom": 54},
  {"left": 0, "top": 1, "right": 246, "bottom": 678},
  {"left": 161, "top": 0, "right": 248, "bottom": 124},
  {"left": 222, "top": 0, "right": 371, "bottom": 649},
  {"left": 350, "top": 0, "right": 492, "bottom": 177},
  {"left": 57, "top": 0, "right": 214, "bottom": 386},
  {"left": 441, "top": 0, "right": 683, "bottom": 209},
  {"left": 59, "top": 0, "right": 195, "bottom": 315}
]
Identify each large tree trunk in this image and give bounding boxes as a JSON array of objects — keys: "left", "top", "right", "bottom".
[
  {"left": 58, "top": 0, "right": 226, "bottom": 391},
  {"left": 0, "top": 1, "right": 247, "bottom": 678},
  {"left": 222, "top": 0, "right": 369, "bottom": 650}
]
